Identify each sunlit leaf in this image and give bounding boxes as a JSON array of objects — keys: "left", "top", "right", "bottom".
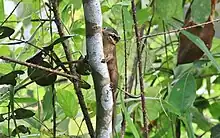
[
  {"left": 209, "top": 102, "right": 220, "bottom": 119},
  {"left": 0, "top": 0, "right": 4, "bottom": 24},
  {"left": 57, "top": 89, "right": 78, "bottom": 118}
]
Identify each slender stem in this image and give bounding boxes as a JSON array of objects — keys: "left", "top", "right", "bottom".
[
  {"left": 141, "top": 18, "right": 220, "bottom": 39},
  {"left": 131, "top": 0, "right": 148, "bottom": 137},
  {"left": 120, "top": 5, "right": 128, "bottom": 138}
]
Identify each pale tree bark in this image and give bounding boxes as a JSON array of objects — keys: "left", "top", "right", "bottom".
[{"left": 82, "top": 0, "right": 113, "bottom": 137}]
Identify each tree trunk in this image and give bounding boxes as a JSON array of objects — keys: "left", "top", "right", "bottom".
[{"left": 82, "top": 0, "right": 113, "bottom": 137}]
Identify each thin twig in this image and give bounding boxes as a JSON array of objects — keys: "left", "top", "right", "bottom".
[
  {"left": 0, "top": 0, "right": 22, "bottom": 26},
  {"left": 131, "top": 0, "right": 148, "bottom": 137},
  {"left": 127, "top": 4, "right": 154, "bottom": 93},
  {"left": 141, "top": 18, "right": 220, "bottom": 39}
]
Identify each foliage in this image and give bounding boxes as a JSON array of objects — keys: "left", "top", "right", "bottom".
[{"left": 0, "top": 0, "right": 220, "bottom": 137}]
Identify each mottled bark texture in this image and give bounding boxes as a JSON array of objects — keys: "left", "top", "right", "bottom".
[{"left": 82, "top": 0, "right": 113, "bottom": 137}]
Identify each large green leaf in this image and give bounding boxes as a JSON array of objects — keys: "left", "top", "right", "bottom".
[
  {"left": 181, "top": 110, "right": 195, "bottom": 138},
  {"left": 146, "top": 100, "right": 161, "bottom": 121},
  {"left": 136, "top": 8, "right": 152, "bottom": 25},
  {"left": 191, "top": 0, "right": 211, "bottom": 23},
  {"left": 181, "top": 30, "right": 220, "bottom": 72},
  {"left": 168, "top": 73, "right": 196, "bottom": 115},
  {"left": 0, "top": 46, "right": 11, "bottom": 56},
  {"left": 191, "top": 107, "right": 212, "bottom": 131},
  {"left": 209, "top": 102, "right": 220, "bottom": 119},
  {"left": 155, "top": 0, "right": 182, "bottom": 21},
  {"left": 57, "top": 89, "right": 78, "bottom": 118},
  {"left": 152, "top": 113, "right": 173, "bottom": 138},
  {"left": 43, "top": 91, "right": 53, "bottom": 121}
]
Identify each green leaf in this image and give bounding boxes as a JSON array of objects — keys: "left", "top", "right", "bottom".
[
  {"left": 123, "top": 7, "right": 133, "bottom": 31},
  {"left": 191, "top": 0, "right": 211, "bottom": 23},
  {"left": 0, "top": 63, "right": 13, "bottom": 74},
  {"left": 213, "top": 76, "right": 220, "bottom": 84},
  {"left": 0, "top": 26, "right": 15, "bottom": 39},
  {"left": 11, "top": 125, "right": 30, "bottom": 137},
  {"left": 168, "top": 73, "right": 196, "bottom": 115},
  {"left": 76, "top": 56, "right": 91, "bottom": 76},
  {"left": 0, "top": 46, "right": 11, "bottom": 56},
  {"left": 0, "top": 0, "right": 4, "bottom": 22},
  {"left": 44, "top": 35, "right": 76, "bottom": 51},
  {"left": 0, "top": 70, "right": 24, "bottom": 86},
  {"left": 14, "top": 108, "right": 35, "bottom": 119},
  {"left": 57, "top": 89, "right": 78, "bottom": 118},
  {"left": 14, "top": 97, "right": 37, "bottom": 103},
  {"left": 181, "top": 110, "right": 195, "bottom": 138},
  {"left": 181, "top": 30, "right": 220, "bottom": 72},
  {"left": 190, "top": 107, "right": 212, "bottom": 131},
  {"left": 209, "top": 102, "right": 220, "bottom": 119},
  {"left": 146, "top": 100, "right": 161, "bottom": 121},
  {"left": 27, "top": 61, "right": 57, "bottom": 86},
  {"left": 101, "top": 5, "right": 110, "bottom": 13},
  {"left": 0, "top": 114, "right": 5, "bottom": 122},
  {"left": 69, "top": 0, "right": 81, "bottom": 9},
  {"left": 61, "top": 5, "right": 71, "bottom": 23},
  {"left": 115, "top": 1, "right": 130, "bottom": 6},
  {"left": 152, "top": 113, "right": 173, "bottom": 138},
  {"left": 43, "top": 91, "right": 53, "bottom": 121},
  {"left": 136, "top": 8, "right": 152, "bottom": 25},
  {"left": 155, "top": 0, "right": 181, "bottom": 21},
  {"left": 193, "top": 96, "right": 209, "bottom": 111},
  {"left": 120, "top": 90, "right": 140, "bottom": 138}
]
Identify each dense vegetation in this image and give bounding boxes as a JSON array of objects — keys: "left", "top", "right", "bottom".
[{"left": 0, "top": 0, "right": 220, "bottom": 137}]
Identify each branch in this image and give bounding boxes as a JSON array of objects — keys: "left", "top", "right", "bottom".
[
  {"left": 49, "top": 1, "right": 95, "bottom": 137},
  {"left": 0, "top": 56, "right": 78, "bottom": 79}
]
